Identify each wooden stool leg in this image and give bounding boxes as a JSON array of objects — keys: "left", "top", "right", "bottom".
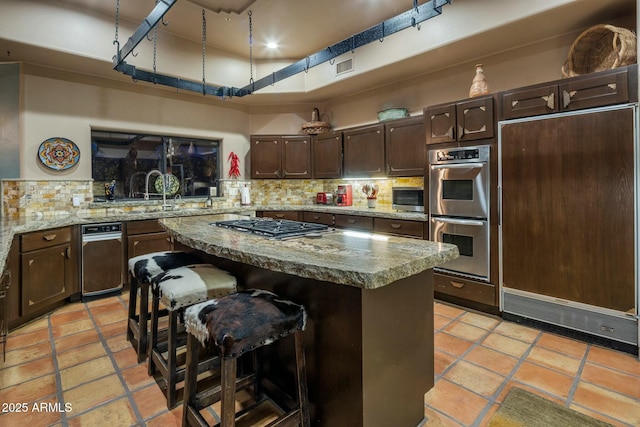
[
  {"left": 294, "top": 331, "right": 311, "bottom": 427},
  {"left": 126, "top": 275, "right": 138, "bottom": 342},
  {"left": 166, "top": 310, "right": 179, "bottom": 409},
  {"left": 147, "top": 287, "right": 160, "bottom": 376},
  {"left": 137, "top": 282, "right": 150, "bottom": 363},
  {"left": 182, "top": 332, "right": 201, "bottom": 427},
  {"left": 221, "top": 357, "right": 238, "bottom": 427}
]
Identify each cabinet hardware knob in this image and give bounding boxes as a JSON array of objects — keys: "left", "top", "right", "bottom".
[
  {"left": 450, "top": 281, "right": 465, "bottom": 289},
  {"left": 43, "top": 234, "right": 57, "bottom": 241}
]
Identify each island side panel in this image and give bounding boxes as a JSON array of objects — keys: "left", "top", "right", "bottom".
[{"left": 361, "top": 269, "right": 434, "bottom": 427}]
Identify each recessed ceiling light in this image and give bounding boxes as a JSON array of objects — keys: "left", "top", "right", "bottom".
[{"left": 266, "top": 42, "right": 278, "bottom": 49}]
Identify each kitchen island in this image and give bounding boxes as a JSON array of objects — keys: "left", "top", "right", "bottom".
[{"left": 159, "top": 214, "right": 458, "bottom": 427}]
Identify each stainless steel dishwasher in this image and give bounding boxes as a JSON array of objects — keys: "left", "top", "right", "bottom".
[{"left": 81, "top": 223, "right": 124, "bottom": 299}]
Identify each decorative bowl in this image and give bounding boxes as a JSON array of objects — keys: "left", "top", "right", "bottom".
[{"left": 377, "top": 108, "right": 409, "bottom": 122}]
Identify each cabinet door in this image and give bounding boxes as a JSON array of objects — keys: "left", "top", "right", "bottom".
[
  {"left": 385, "top": 116, "right": 425, "bottom": 176},
  {"left": 501, "top": 85, "right": 558, "bottom": 120},
  {"left": 6, "top": 237, "right": 19, "bottom": 325},
  {"left": 259, "top": 211, "right": 300, "bottom": 221},
  {"left": 425, "top": 103, "right": 456, "bottom": 144},
  {"left": 560, "top": 68, "right": 629, "bottom": 112},
  {"left": 501, "top": 108, "right": 634, "bottom": 312},
  {"left": 343, "top": 124, "right": 385, "bottom": 178},
  {"left": 282, "top": 136, "right": 311, "bottom": 178},
  {"left": 457, "top": 95, "right": 494, "bottom": 141},
  {"left": 127, "top": 232, "right": 173, "bottom": 259},
  {"left": 302, "top": 212, "right": 334, "bottom": 226},
  {"left": 334, "top": 214, "right": 373, "bottom": 231},
  {"left": 250, "top": 136, "right": 282, "bottom": 179},
  {"left": 313, "top": 132, "right": 343, "bottom": 179},
  {"left": 22, "top": 245, "right": 73, "bottom": 316},
  {"left": 373, "top": 218, "right": 424, "bottom": 239}
]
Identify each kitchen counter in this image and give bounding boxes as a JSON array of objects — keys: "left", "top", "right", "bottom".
[
  {"left": 159, "top": 213, "right": 457, "bottom": 427},
  {"left": 159, "top": 214, "right": 454, "bottom": 289}
]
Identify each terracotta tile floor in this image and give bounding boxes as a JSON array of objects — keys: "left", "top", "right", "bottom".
[{"left": 1, "top": 293, "right": 639, "bottom": 426}]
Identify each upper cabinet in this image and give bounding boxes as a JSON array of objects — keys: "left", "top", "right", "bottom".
[
  {"left": 500, "top": 64, "right": 638, "bottom": 120},
  {"left": 312, "top": 131, "right": 343, "bottom": 179},
  {"left": 385, "top": 116, "right": 425, "bottom": 176},
  {"left": 250, "top": 135, "right": 312, "bottom": 179},
  {"left": 343, "top": 124, "right": 385, "bottom": 178},
  {"left": 425, "top": 95, "right": 495, "bottom": 144}
]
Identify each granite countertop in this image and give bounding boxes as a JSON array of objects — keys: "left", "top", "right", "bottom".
[
  {"left": 0, "top": 203, "right": 429, "bottom": 274},
  {"left": 159, "top": 214, "right": 457, "bottom": 289}
]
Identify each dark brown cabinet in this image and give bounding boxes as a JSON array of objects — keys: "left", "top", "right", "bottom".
[
  {"left": 425, "top": 95, "right": 494, "bottom": 144},
  {"left": 433, "top": 273, "right": 495, "bottom": 307},
  {"left": 21, "top": 227, "right": 77, "bottom": 317},
  {"left": 501, "top": 65, "right": 637, "bottom": 120},
  {"left": 302, "top": 212, "right": 334, "bottom": 226},
  {"left": 5, "top": 237, "right": 19, "bottom": 328},
  {"left": 126, "top": 220, "right": 173, "bottom": 259},
  {"left": 334, "top": 214, "right": 374, "bottom": 231},
  {"left": 373, "top": 218, "right": 424, "bottom": 239},
  {"left": 250, "top": 135, "right": 312, "bottom": 179},
  {"left": 258, "top": 211, "right": 301, "bottom": 221},
  {"left": 385, "top": 116, "right": 425, "bottom": 176},
  {"left": 312, "top": 131, "right": 343, "bottom": 179},
  {"left": 343, "top": 124, "right": 385, "bottom": 178}
]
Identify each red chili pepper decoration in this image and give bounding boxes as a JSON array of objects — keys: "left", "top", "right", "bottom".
[{"left": 227, "top": 152, "right": 240, "bottom": 179}]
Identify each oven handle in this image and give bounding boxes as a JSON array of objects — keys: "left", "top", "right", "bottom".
[
  {"left": 431, "top": 163, "right": 485, "bottom": 170},
  {"left": 432, "top": 217, "right": 486, "bottom": 227}
]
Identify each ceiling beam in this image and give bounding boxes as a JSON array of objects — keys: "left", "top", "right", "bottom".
[{"left": 112, "top": 0, "right": 451, "bottom": 98}]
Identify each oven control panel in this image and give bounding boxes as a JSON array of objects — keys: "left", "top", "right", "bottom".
[{"left": 430, "top": 145, "right": 490, "bottom": 164}]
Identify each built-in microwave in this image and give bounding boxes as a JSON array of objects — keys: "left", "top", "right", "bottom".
[{"left": 391, "top": 187, "right": 424, "bottom": 212}]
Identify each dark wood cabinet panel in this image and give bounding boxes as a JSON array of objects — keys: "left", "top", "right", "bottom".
[
  {"left": 501, "top": 84, "right": 559, "bottom": 119},
  {"left": 385, "top": 116, "right": 425, "bottom": 176},
  {"left": 21, "top": 243, "right": 74, "bottom": 316},
  {"left": 21, "top": 227, "right": 71, "bottom": 252},
  {"left": 302, "top": 212, "right": 334, "bottom": 226},
  {"left": 6, "top": 237, "right": 19, "bottom": 325},
  {"left": 127, "top": 232, "right": 172, "bottom": 259},
  {"left": 434, "top": 273, "right": 496, "bottom": 306},
  {"left": 250, "top": 136, "right": 282, "bottom": 179},
  {"left": 456, "top": 96, "right": 494, "bottom": 141},
  {"left": 560, "top": 68, "right": 630, "bottom": 112},
  {"left": 282, "top": 136, "right": 312, "bottom": 178},
  {"left": 126, "top": 219, "right": 165, "bottom": 235},
  {"left": 334, "top": 214, "right": 373, "bottom": 231},
  {"left": 312, "top": 132, "right": 343, "bottom": 179},
  {"left": 373, "top": 218, "right": 424, "bottom": 239},
  {"left": 501, "top": 107, "right": 634, "bottom": 312},
  {"left": 343, "top": 124, "right": 385, "bottom": 178},
  {"left": 259, "top": 211, "right": 301, "bottom": 221},
  {"left": 425, "top": 103, "right": 456, "bottom": 144}
]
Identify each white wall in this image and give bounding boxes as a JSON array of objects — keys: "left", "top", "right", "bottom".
[{"left": 0, "top": 63, "right": 20, "bottom": 179}]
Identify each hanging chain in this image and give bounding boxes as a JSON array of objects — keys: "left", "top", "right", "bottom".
[
  {"left": 248, "top": 10, "right": 254, "bottom": 86},
  {"left": 113, "top": 0, "right": 120, "bottom": 49},
  {"left": 202, "top": 9, "right": 206, "bottom": 92}
]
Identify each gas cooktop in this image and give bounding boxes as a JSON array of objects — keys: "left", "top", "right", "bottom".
[{"left": 214, "top": 218, "right": 330, "bottom": 240}]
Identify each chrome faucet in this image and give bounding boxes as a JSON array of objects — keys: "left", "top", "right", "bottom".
[
  {"left": 144, "top": 169, "right": 169, "bottom": 209},
  {"left": 172, "top": 194, "right": 181, "bottom": 210}
]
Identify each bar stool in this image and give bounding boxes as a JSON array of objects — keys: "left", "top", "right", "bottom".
[
  {"left": 182, "top": 289, "right": 310, "bottom": 427},
  {"left": 148, "top": 264, "right": 238, "bottom": 408},
  {"left": 127, "top": 251, "right": 204, "bottom": 362}
]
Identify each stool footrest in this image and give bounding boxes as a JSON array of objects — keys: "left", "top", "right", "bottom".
[{"left": 194, "top": 372, "right": 257, "bottom": 410}]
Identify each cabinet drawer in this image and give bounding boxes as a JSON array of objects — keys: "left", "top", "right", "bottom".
[
  {"left": 260, "top": 211, "right": 300, "bottom": 221},
  {"left": 560, "top": 68, "right": 629, "bottom": 111},
  {"left": 434, "top": 273, "right": 496, "bottom": 306},
  {"left": 22, "top": 227, "right": 71, "bottom": 252},
  {"left": 334, "top": 214, "right": 373, "bottom": 231},
  {"left": 501, "top": 85, "right": 559, "bottom": 119},
  {"left": 373, "top": 218, "right": 424, "bottom": 238},
  {"left": 127, "top": 220, "right": 164, "bottom": 235},
  {"left": 302, "top": 212, "right": 334, "bottom": 226}
]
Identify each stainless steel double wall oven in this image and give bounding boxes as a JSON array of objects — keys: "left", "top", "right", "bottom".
[{"left": 429, "top": 145, "right": 491, "bottom": 281}]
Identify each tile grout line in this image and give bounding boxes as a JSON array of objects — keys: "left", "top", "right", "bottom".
[{"left": 48, "top": 313, "right": 70, "bottom": 427}]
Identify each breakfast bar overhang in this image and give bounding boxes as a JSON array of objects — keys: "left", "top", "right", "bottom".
[{"left": 159, "top": 214, "right": 459, "bottom": 427}]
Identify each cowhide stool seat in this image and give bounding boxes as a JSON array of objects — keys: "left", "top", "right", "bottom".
[
  {"left": 182, "top": 289, "right": 310, "bottom": 427},
  {"left": 148, "top": 264, "right": 237, "bottom": 409},
  {"left": 127, "top": 251, "right": 204, "bottom": 363}
]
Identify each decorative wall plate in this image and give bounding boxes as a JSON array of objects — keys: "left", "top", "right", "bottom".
[
  {"left": 155, "top": 174, "right": 180, "bottom": 196},
  {"left": 38, "top": 137, "right": 80, "bottom": 171}
]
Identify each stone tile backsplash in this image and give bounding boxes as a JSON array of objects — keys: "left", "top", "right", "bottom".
[{"left": 2, "top": 177, "right": 424, "bottom": 218}]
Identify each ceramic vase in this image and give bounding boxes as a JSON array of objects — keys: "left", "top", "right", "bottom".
[
  {"left": 469, "top": 64, "right": 489, "bottom": 98},
  {"left": 367, "top": 198, "right": 377, "bottom": 208}
]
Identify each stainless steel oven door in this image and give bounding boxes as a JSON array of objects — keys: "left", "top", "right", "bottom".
[
  {"left": 431, "top": 216, "right": 489, "bottom": 281},
  {"left": 429, "top": 162, "right": 489, "bottom": 218}
]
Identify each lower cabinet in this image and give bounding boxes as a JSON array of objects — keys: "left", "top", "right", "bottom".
[
  {"left": 433, "top": 273, "right": 496, "bottom": 308},
  {"left": 21, "top": 227, "right": 78, "bottom": 318},
  {"left": 126, "top": 220, "right": 173, "bottom": 258},
  {"left": 302, "top": 211, "right": 334, "bottom": 226},
  {"left": 258, "top": 211, "right": 301, "bottom": 221},
  {"left": 373, "top": 218, "right": 424, "bottom": 239}
]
